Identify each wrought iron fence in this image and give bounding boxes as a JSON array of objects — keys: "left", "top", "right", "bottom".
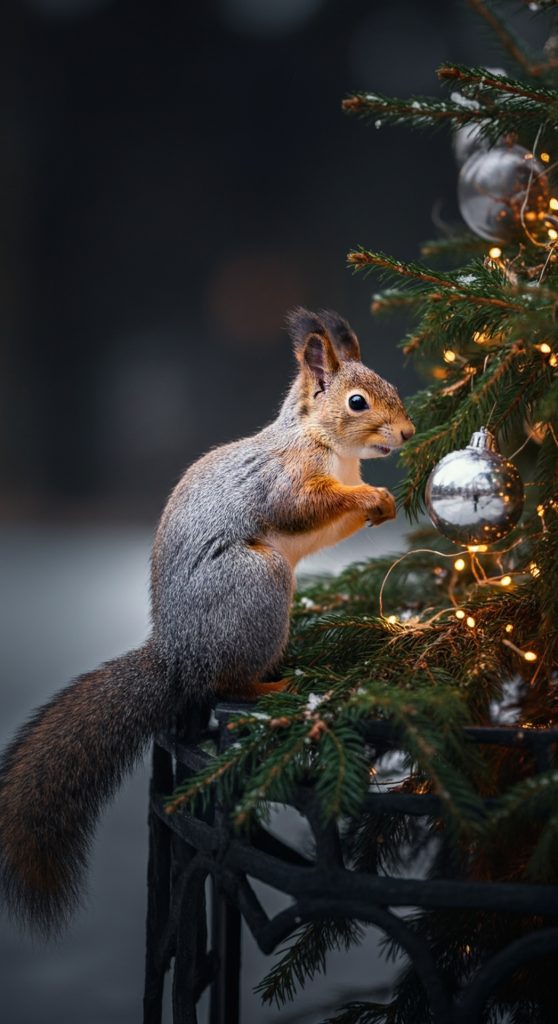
[{"left": 143, "top": 703, "right": 558, "bottom": 1024}]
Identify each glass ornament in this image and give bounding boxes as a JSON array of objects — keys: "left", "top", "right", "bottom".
[
  {"left": 453, "top": 120, "right": 488, "bottom": 168},
  {"left": 451, "top": 69, "right": 506, "bottom": 167},
  {"left": 458, "top": 143, "right": 549, "bottom": 242},
  {"left": 425, "top": 427, "right": 524, "bottom": 547}
]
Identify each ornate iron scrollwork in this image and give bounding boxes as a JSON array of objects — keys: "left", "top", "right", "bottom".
[{"left": 143, "top": 702, "right": 558, "bottom": 1024}]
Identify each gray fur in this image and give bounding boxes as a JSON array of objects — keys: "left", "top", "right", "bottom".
[{"left": 152, "top": 424, "right": 301, "bottom": 695}]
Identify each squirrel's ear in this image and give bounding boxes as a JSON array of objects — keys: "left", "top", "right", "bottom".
[
  {"left": 301, "top": 333, "right": 340, "bottom": 388},
  {"left": 286, "top": 307, "right": 339, "bottom": 387},
  {"left": 286, "top": 307, "right": 328, "bottom": 355},
  {"left": 318, "top": 309, "right": 361, "bottom": 362}
]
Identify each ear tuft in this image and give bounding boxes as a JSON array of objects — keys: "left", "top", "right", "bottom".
[
  {"left": 318, "top": 309, "right": 361, "bottom": 362},
  {"left": 285, "top": 308, "right": 340, "bottom": 385},
  {"left": 285, "top": 307, "right": 328, "bottom": 357}
]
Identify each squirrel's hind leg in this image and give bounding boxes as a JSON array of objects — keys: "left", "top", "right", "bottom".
[
  {"left": 165, "top": 539, "right": 294, "bottom": 701},
  {"left": 220, "top": 676, "right": 292, "bottom": 699}
]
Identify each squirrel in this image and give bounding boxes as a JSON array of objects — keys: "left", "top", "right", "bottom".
[{"left": 0, "top": 307, "right": 414, "bottom": 936}]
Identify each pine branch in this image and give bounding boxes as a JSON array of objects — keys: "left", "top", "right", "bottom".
[
  {"left": 256, "top": 919, "right": 364, "bottom": 1007},
  {"left": 348, "top": 250, "right": 527, "bottom": 312},
  {"left": 420, "top": 233, "right": 487, "bottom": 261},
  {"left": 341, "top": 92, "right": 487, "bottom": 129},
  {"left": 437, "top": 63, "right": 558, "bottom": 105},
  {"left": 370, "top": 290, "right": 423, "bottom": 315},
  {"left": 322, "top": 1003, "right": 397, "bottom": 1024},
  {"left": 342, "top": 82, "right": 557, "bottom": 135},
  {"left": 465, "top": 0, "right": 558, "bottom": 77}
]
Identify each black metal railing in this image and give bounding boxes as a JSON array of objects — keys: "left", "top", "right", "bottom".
[{"left": 143, "top": 703, "right": 558, "bottom": 1024}]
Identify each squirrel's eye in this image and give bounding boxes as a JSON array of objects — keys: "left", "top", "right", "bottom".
[{"left": 348, "top": 394, "right": 369, "bottom": 412}]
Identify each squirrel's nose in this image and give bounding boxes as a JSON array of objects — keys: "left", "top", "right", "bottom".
[{"left": 400, "top": 425, "right": 415, "bottom": 442}]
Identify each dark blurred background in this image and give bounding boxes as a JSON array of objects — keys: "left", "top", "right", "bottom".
[
  {"left": 0, "top": 1, "right": 552, "bottom": 1022},
  {"left": 4, "top": 0, "right": 542, "bottom": 522}
]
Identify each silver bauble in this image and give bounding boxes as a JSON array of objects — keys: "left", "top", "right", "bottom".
[
  {"left": 453, "top": 120, "right": 489, "bottom": 168},
  {"left": 451, "top": 70, "right": 506, "bottom": 167},
  {"left": 458, "top": 143, "right": 549, "bottom": 242},
  {"left": 425, "top": 427, "right": 524, "bottom": 547}
]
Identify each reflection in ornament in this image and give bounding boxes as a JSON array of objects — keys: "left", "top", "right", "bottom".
[
  {"left": 425, "top": 427, "right": 524, "bottom": 546},
  {"left": 458, "top": 143, "right": 549, "bottom": 243}
]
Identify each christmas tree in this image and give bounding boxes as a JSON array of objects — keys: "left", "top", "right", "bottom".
[{"left": 167, "top": 3, "right": 558, "bottom": 1020}]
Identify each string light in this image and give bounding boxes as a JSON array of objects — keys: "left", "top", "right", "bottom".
[
  {"left": 455, "top": 609, "right": 466, "bottom": 620},
  {"left": 473, "top": 330, "right": 489, "bottom": 344},
  {"left": 550, "top": 197, "right": 558, "bottom": 211},
  {"left": 550, "top": 354, "right": 558, "bottom": 367},
  {"left": 537, "top": 504, "right": 545, "bottom": 517},
  {"left": 387, "top": 614, "right": 398, "bottom": 625},
  {"left": 500, "top": 575, "right": 512, "bottom": 587},
  {"left": 466, "top": 616, "right": 476, "bottom": 628},
  {"left": 541, "top": 152, "right": 551, "bottom": 163},
  {"left": 468, "top": 544, "right": 488, "bottom": 553},
  {"left": 454, "top": 557, "right": 466, "bottom": 571},
  {"left": 443, "top": 349, "right": 457, "bottom": 363},
  {"left": 505, "top": 623, "right": 514, "bottom": 633},
  {"left": 503, "top": 638, "right": 538, "bottom": 662},
  {"left": 548, "top": 228, "right": 558, "bottom": 242},
  {"left": 537, "top": 342, "right": 552, "bottom": 354},
  {"left": 529, "top": 562, "right": 541, "bottom": 577},
  {"left": 489, "top": 246, "right": 502, "bottom": 259}
]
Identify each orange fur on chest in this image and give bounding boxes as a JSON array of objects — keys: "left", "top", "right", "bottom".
[{"left": 265, "top": 453, "right": 363, "bottom": 568}]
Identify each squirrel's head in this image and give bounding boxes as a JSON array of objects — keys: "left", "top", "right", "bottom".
[{"left": 286, "top": 307, "right": 415, "bottom": 459}]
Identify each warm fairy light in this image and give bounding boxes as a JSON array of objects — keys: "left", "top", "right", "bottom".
[
  {"left": 443, "top": 349, "right": 457, "bottom": 363},
  {"left": 548, "top": 228, "right": 558, "bottom": 241},
  {"left": 550, "top": 197, "right": 558, "bottom": 211},
  {"left": 538, "top": 342, "right": 552, "bottom": 354},
  {"left": 473, "top": 330, "right": 488, "bottom": 344},
  {"left": 537, "top": 504, "right": 545, "bottom": 516},
  {"left": 466, "top": 616, "right": 476, "bottom": 628},
  {"left": 489, "top": 246, "right": 502, "bottom": 259},
  {"left": 503, "top": 638, "right": 537, "bottom": 663},
  {"left": 468, "top": 544, "right": 488, "bottom": 553},
  {"left": 530, "top": 562, "right": 540, "bottom": 577},
  {"left": 500, "top": 575, "right": 512, "bottom": 587},
  {"left": 455, "top": 609, "right": 466, "bottom": 620},
  {"left": 541, "top": 152, "right": 551, "bottom": 163},
  {"left": 505, "top": 623, "right": 514, "bottom": 633},
  {"left": 454, "top": 557, "right": 466, "bottom": 571},
  {"left": 387, "top": 614, "right": 398, "bottom": 624},
  {"left": 550, "top": 354, "right": 558, "bottom": 367}
]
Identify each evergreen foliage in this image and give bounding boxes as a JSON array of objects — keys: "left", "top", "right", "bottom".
[{"left": 168, "top": 2, "right": 558, "bottom": 1019}]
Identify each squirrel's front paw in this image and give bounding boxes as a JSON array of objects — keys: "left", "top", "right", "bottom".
[{"left": 363, "top": 486, "right": 396, "bottom": 526}]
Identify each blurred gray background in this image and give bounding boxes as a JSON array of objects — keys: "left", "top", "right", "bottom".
[{"left": 0, "top": 1, "right": 551, "bottom": 1021}]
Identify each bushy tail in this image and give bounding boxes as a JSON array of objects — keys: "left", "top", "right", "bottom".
[{"left": 0, "top": 641, "right": 169, "bottom": 936}]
